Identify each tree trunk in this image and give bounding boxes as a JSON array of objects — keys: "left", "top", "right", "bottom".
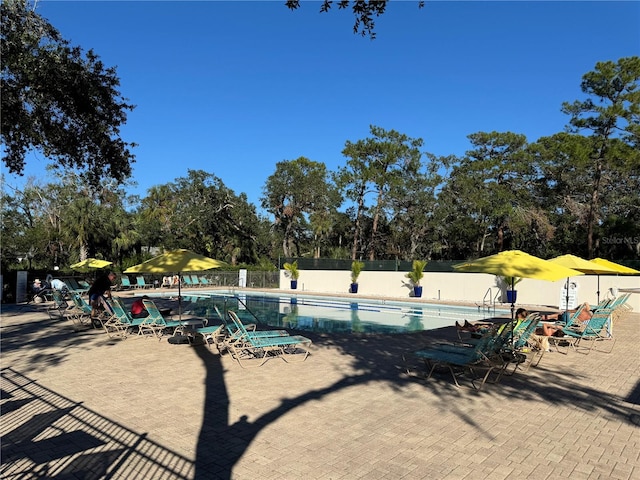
[
  {"left": 586, "top": 157, "right": 602, "bottom": 258},
  {"left": 351, "top": 196, "right": 365, "bottom": 261}
]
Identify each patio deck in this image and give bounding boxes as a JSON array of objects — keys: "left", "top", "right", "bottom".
[{"left": 1, "top": 296, "right": 638, "bottom": 479}]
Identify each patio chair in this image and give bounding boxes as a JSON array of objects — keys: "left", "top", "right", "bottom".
[
  {"left": 108, "top": 297, "right": 149, "bottom": 337},
  {"left": 409, "top": 327, "right": 506, "bottom": 390},
  {"left": 135, "top": 276, "right": 152, "bottom": 289},
  {"left": 98, "top": 299, "right": 131, "bottom": 339},
  {"left": 225, "top": 310, "right": 312, "bottom": 368},
  {"left": 118, "top": 276, "right": 133, "bottom": 290},
  {"left": 181, "top": 275, "right": 195, "bottom": 288},
  {"left": 63, "top": 278, "right": 89, "bottom": 294},
  {"left": 190, "top": 275, "right": 203, "bottom": 287},
  {"left": 224, "top": 309, "right": 289, "bottom": 343},
  {"left": 48, "top": 290, "right": 75, "bottom": 321},
  {"left": 65, "top": 294, "right": 96, "bottom": 330},
  {"left": 139, "top": 299, "right": 183, "bottom": 340},
  {"left": 198, "top": 276, "right": 211, "bottom": 287},
  {"left": 551, "top": 310, "right": 616, "bottom": 354}
]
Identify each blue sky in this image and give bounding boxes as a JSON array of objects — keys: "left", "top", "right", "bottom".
[{"left": 4, "top": 1, "right": 639, "bottom": 212}]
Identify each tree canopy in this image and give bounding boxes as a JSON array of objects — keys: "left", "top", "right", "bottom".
[
  {"left": 285, "top": 0, "right": 424, "bottom": 39},
  {"left": 1, "top": 0, "right": 136, "bottom": 188},
  {"left": 2, "top": 40, "right": 638, "bottom": 274}
]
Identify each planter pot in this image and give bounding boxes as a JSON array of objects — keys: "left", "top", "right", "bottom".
[
  {"left": 413, "top": 286, "right": 423, "bottom": 298},
  {"left": 350, "top": 283, "right": 359, "bottom": 294},
  {"left": 290, "top": 280, "right": 298, "bottom": 290},
  {"left": 506, "top": 290, "right": 517, "bottom": 304}
]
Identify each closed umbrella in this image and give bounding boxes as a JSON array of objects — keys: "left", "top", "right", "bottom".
[
  {"left": 453, "top": 250, "right": 583, "bottom": 345},
  {"left": 547, "top": 254, "right": 619, "bottom": 306},
  {"left": 124, "top": 249, "right": 224, "bottom": 318}
]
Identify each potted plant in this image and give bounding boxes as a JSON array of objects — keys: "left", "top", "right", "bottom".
[
  {"left": 405, "top": 260, "right": 428, "bottom": 298},
  {"left": 499, "top": 275, "right": 523, "bottom": 303},
  {"left": 350, "top": 260, "right": 365, "bottom": 293},
  {"left": 283, "top": 260, "right": 300, "bottom": 289}
]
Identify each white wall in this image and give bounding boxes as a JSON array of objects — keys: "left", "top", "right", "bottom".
[{"left": 280, "top": 270, "right": 640, "bottom": 311}]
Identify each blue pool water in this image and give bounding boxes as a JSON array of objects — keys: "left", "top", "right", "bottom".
[{"left": 151, "top": 290, "right": 508, "bottom": 335}]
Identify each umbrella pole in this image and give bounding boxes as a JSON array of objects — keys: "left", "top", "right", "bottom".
[
  {"left": 565, "top": 277, "right": 570, "bottom": 319},
  {"left": 597, "top": 275, "right": 600, "bottom": 305},
  {"left": 178, "top": 272, "right": 182, "bottom": 321},
  {"left": 510, "top": 277, "right": 515, "bottom": 348}
]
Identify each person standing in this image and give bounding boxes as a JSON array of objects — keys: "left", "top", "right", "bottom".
[{"left": 88, "top": 271, "right": 116, "bottom": 319}]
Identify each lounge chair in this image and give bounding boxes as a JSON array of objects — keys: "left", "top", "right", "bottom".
[
  {"left": 98, "top": 299, "right": 131, "bottom": 339},
  {"left": 107, "top": 297, "right": 149, "bottom": 337},
  {"left": 198, "top": 276, "right": 211, "bottom": 287},
  {"left": 63, "top": 278, "right": 89, "bottom": 294},
  {"left": 224, "top": 310, "right": 289, "bottom": 344},
  {"left": 551, "top": 310, "right": 616, "bottom": 354},
  {"left": 225, "top": 311, "right": 312, "bottom": 367},
  {"left": 139, "top": 299, "right": 183, "bottom": 339},
  {"left": 409, "top": 327, "right": 506, "bottom": 390},
  {"left": 48, "top": 290, "right": 76, "bottom": 321},
  {"left": 118, "top": 276, "right": 133, "bottom": 290},
  {"left": 135, "top": 276, "right": 152, "bottom": 289},
  {"left": 65, "top": 294, "right": 96, "bottom": 330},
  {"left": 181, "top": 275, "right": 195, "bottom": 288},
  {"left": 190, "top": 275, "right": 202, "bottom": 287}
]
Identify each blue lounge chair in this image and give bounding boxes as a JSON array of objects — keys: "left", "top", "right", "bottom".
[
  {"left": 411, "top": 329, "right": 505, "bottom": 390},
  {"left": 99, "top": 298, "right": 133, "bottom": 338},
  {"left": 225, "top": 310, "right": 289, "bottom": 342},
  {"left": 118, "top": 276, "right": 133, "bottom": 290},
  {"left": 47, "top": 290, "right": 70, "bottom": 318},
  {"left": 553, "top": 310, "right": 615, "bottom": 354},
  {"left": 226, "top": 311, "right": 312, "bottom": 367},
  {"left": 139, "top": 299, "right": 183, "bottom": 339},
  {"left": 108, "top": 297, "right": 149, "bottom": 336},
  {"left": 135, "top": 276, "right": 152, "bottom": 289}
]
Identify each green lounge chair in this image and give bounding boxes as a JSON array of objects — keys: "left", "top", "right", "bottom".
[
  {"left": 226, "top": 310, "right": 312, "bottom": 367},
  {"left": 108, "top": 297, "right": 149, "bottom": 336},
  {"left": 135, "top": 276, "right": 152, "bottom": 289},
  {"left": 411, "top": 328, "right": 504, "bottom": 390},
  {"left": 118, "top": 276, "right": 133, "bottom": 290},
  {"left": 553, "top": 310, "right": 615, "bottom": 354},
  {"left": 139, "top": 299, "right": 184, "bottom": 340},
  {"left": 100, "top": 298, "right": 132, "bottom": 339}
]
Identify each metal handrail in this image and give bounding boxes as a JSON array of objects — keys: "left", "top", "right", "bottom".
[{"left": 481, "top": 288, "right": 497, "bottom": 316}]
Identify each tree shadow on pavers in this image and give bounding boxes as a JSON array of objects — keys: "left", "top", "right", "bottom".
[
  {"left": 0, "top": 367, "right": 195, "bottom": 479},
  {"left": 187, "top": 326, "right": 474, "bottom": 479},
  {"left": 189, "top": 319, "right": 640, "bottom": 479},
  {"left": 1, "top": 304, "right": 127, "bottom": 368}
]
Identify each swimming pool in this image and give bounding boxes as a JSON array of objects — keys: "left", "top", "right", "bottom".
[{"left": 151, "top": 290, "right": 509, "bottom": 335}]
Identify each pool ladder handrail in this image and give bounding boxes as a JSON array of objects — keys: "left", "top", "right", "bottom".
[{"left": 481, "top": 288, "right": 499, "bottom": 315}]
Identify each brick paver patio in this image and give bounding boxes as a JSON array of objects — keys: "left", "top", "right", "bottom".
[{"left": 1, "top": 293, "right": 638, "bottom": 479}]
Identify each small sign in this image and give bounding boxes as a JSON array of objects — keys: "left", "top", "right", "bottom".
[
  {"left": 559, "top": 280, "right": 579, "bottom": 310},
  {"left": 238, "top": 269, "right": 247, "bottom": 288}
]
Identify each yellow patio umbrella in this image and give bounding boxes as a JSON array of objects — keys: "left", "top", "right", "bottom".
[
  {"left": 124, "top": 249, "right": 224, "bottom": 318},
  {"left": 70, "top": 258, "right": 113, "bottom": 272},
  {"left": 454, "top": 250, "right": 583, "bottom": 345},
  {"left": 547, "top": 254, "right": 619, "bottom": 305},
  {"left": 591, "top": 258, "right": 640, "bottom": 274},
  {"left": 591, "top": 258, "right": 640, "bottom": 302}
]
